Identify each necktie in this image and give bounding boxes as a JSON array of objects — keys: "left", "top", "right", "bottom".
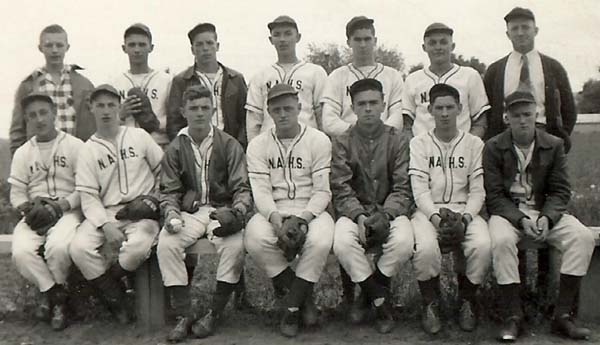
[{"left": 518, "top": 54, "right": 532, "bottom": 91}]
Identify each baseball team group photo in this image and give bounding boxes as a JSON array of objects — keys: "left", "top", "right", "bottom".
[{"left": 1, "top": 1, "right": 600, "bottom": 344}]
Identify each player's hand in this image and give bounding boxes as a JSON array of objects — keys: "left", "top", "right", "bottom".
[
  {"left": 535, "top": 216, "right": 550, "bottom": 242},
  {"left": 165, "top": 211, "right": 184, "bottom": 234},
  {"left": 270, "top": 212, "right": 284, "bottom": 237},
  {"left": 430, "top": 213, "right": 442, "bottom": 230},
  {"left": 357, "top": 214, "right": 368, "bottom": 246},
  {"left": 520, "top": 217, "right": 539, "bottom": 239},
  {"left": 119, "top": 95, "right": 142, "bottom": 120},
  {"left": 102, "top": 222, "right": 125, "bottom": 250},
  {"left": 299, "top": 211, "right": 315, "bottom": 224},
  {"left": 57, "top": 198, "right": 71, "bottom": 212}
]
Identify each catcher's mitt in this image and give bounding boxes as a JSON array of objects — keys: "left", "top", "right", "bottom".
[
  {"left": 277, "top": 215, "right": 308, "bottom": 262},
  {"left": 25, "top": 197, "right": 63, "bottom": 235},
  {"left": 438, "top": 207, "right": 466, "bottom": 254},
  {"left": 364, "top": 211, "right": 391, "bottom": 250},
  {"left": 127, "top": 87, "right": 160, "bottom": 133},
  {"left": 181, "top": 190, "right": 200, "bottom": 214},
  {"left": 210, "top": 207, "right": 244, "bottom": 237},
  {"left": 115, "top": 195, "right": 160, "bottom": 221}
]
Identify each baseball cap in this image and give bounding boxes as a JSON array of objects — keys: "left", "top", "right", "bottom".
[
  {"left": 504, "top": 90, "right": 536, "bottom": 108},
  {"left": 267, "top": 84, "right": 298, "bottom": 103},
  {"left": 187, "top": 23, "right": 217, "bottom": 42},
  {"left": 349, "top": 78, "right": 383, "bottom": 98},
  {"left": 267, "top": 15, "right": 298, "bottom": 31},
  {"left": 124, "top": 23, "right": 152, "bottom": 41},
  {"left": 429, "top": 83, "right": 460, "bottom": 104},
  {"left": 21, "top": 91, "right": 54, "bottom": 109},
  {"left": 504, "top": 7, "right": 535, "bottom": 23},
  {"left": 346, "top": 16, "right": 374, "bottom": 38},
  {"left": 90, "top": 84, "right": 120, "bottom": 102},
  {"left": 424, "top": 22, "right": 454, "bottom": 38}
]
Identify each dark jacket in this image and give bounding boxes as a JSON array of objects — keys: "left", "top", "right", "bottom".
[
  {"left": 331, "top": 122, "right": 413, "bottom": 221},
  {"left": 483, "top": 53, "right": 576, "bottom": 151},
  {"left": 159, "top": 127, "right": 252, "bottom": 216},
  {"left": 483, "top": 129, "right": 571, "bottom": 229},
  {"left": 10, "top": 65, "right": 95, "bottom": 155},
  {"left": 166, "top": 63, "right": 248, "bottom": 148}
]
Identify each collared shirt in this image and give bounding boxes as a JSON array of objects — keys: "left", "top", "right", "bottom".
[
  {"left": 504, "top": 50, "right": 546, "bottom": 123},
  {"left": 510, "top": 141, "right": 536, "bottom": 211},
  {"left": 36, "top": 65, "right": 77, "bottom": 134},
  {"left": 195, "top": 67, "right": 224, "bottom": 130},
  {"left": 181, "top": 126, "right": 214, "bottom": 205}
]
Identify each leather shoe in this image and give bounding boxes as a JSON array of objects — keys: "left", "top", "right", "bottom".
[
  {"left": 458, "top": 299, "right": 477, "bottom": 332},
  {"left": 191, "top": 310, "right": 217, "bottom": 338},
  {"left": 374, "top": 298, "right": 395, "bottom": 334},
  {"left": 280, "top": 308, "right": 300, "bottom": 338},
  {"left": 551, "top": 313, "right": 591, "bottom": 340},
  {"left": 35, "top": 293, "right": 51, "bottom": 321},
  {"left": 498, "top": 315, "right": 521, "bottom": 342},
  {"left": 302, "top": 295, "right": 319, "bottom": 327},
  {"left": 167, "top": 316, "right": 193, "bottom": 343},
  {"left": 349, "top": 291, "right": 369, "bottom": 324},
  {"left": 421, "top": 301, "right": 442, "bottom": 335},
  {"left": 50, "top": 304, "right": 67, "bottom": 331}
]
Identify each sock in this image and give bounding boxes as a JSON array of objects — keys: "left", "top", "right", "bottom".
[
  {"left": 418, "top": 276, "right": 440, "bottom": 305},
  {"left": 458, "top": 275, "right": 478, "bottom": 303},
  {"left": 285, "top": 277, "right": 313, "bottom": 310},
  {"left": 168, "top": 285, "right": 191, "bottom": 316},
  {"left": 211, "top": 281, "right": 236, "bottom": 315},
  {"left": 555, "top": 274, "right": 581, "bottom": 317},
  {"left": 48, "top": 284, "right": 68, "bottom": 306},
  {"left": 374, "top": 268, "right": 391, "bottom": 289},
  {"left": 358, "top": 275, "right": 386, "bottom": 304},
  {"left": 498, "top": 283, "right": 522, "bottom": 318},
  {"left": 272, "top": 267, "right": 295, "bottom": 297}
]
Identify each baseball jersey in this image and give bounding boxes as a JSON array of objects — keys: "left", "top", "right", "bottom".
[
  {"left": 402, "top": 64, "right": 490, "bottom": 136},
  {"left": 321, "top": 63, "right": 404, "bottom": 137},
  {"left": 247, "top": 124, "right": 332, "bottom": 219},
  {"left": 409, "top": 130, "right": 485, "bottom": 218},
  {"left": 111, "top": 69, "right": 172, "bottom": 145},
  {"left": 8, "top": 131, "right": 83, "bottom": 208},
  {"left": 245, "top": 61, "right": 327, "bottom": 141},
  {"left": 76, "top": 126, "right": 163, "bottom": 227},
  {"left": 193, "top": 67, "right": 226, "bottom": 130}
]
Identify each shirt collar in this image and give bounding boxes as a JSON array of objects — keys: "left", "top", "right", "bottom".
[{"left": 179, "top": 126, "right": 214, "bottom": 145}]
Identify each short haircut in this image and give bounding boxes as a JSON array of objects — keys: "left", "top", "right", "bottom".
[
  {"left": 429, "top": 83, "right": 460, "bottom": 105},
  {"left": 347, "top": 21, "right": 375, "bottom": 39},
  {"left": 188, "top": 23, "right": 218, "bottom": 45},
  {"left": 39, "top": 24, "right": 67, "bottom": 42},
  {"left": 22, "top": 96, "right": 56, "bottom": 118},
  {"left": 349, "top": 78, "right": 383, "bottom": 102},
  {"left": 182, "top": 86, "right": 213, "bottom": 106}
]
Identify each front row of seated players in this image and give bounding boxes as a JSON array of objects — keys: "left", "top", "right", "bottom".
[{"left": 8, "top": 80, "right": 594, "bottom": 342}]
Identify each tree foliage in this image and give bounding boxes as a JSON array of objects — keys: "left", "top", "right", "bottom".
[
  {"left": 406, "top": 54, "right": 487, "bottom": 77},
  {"left": 577, "top": 78, "right": 600, "bottom": 113},
  {"left": 305, "top": 43, "right": 405, "bottom": 74}
]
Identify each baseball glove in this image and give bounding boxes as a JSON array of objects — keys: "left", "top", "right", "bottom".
[
  {"left": 210, "top": 207, "right": 244, "bottom": 237},
  {"left": 438, "top": 207, "right": 466, "bottom": 254},
  {"left": 277, "top": 215, "right": 308, "bottom": 262},
  {"left": 25, "top": 197, "right": 63, "bottom": 235},
  {"left": 127, "top": 87, "right": 160, "bottom": 133},
  {"left": 364, "top": 211, "right": 391, "bottom": 250},
  {"left": 181, "top": 190, "right": 200, "bottom": 214},
  {"left": 115, "top": 195, "right": 160, "bottom": 221}
]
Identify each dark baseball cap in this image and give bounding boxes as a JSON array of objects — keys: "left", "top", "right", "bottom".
[
  {"left": 90, "top": 84, "right": 120, "bottom": 102},
  {"left": 187, "top": 23, "right": 217, "bottom": 42},
  {"left": 504, "top": 7, "right": 535, "bottom": 23},
  {"left": 505, "top": 90, "right": 536, "bottom": 108},
  {"left": 424, "top": 22, "right": 454, "bottom": 38},
  {"left": 124, "top": 23, "right": 152, "bottom": 41},
  {"left": 267, "top": 15, "right": 298, "bottom": 31},
  {"left": 267, "top": 84, "right": 298, "bottom": 103},
  {"left": 21, "top": 91, "right": 54, "bottom": 109},
  {"left": 346, "top": 16, "right": 374, "bottom": 38},
  {"left": 349, "top": 78, "right": 383, "bottom": 98}
]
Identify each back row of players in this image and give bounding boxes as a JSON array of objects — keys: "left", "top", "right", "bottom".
[{"left": 8, "top": 7, "right": 591, "bottom": 344}]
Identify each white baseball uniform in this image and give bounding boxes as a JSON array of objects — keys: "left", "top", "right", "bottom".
[
  {"left": 111, "top": 69, "right": 172, "bottom": 146},
  {"left": 244, "top": 124, "right": 334, "bottom": 283},
  {"left": 245, "top": 61, "right": 327, "bottom": 143},
  {"left": 69, "top": 126, "right": 163, "bottom": 280},
  {"left": 402, "top": 64, "right": 490, "bottom": 136},
  {"left": 409, "top": 130, "right": 491, "bottom": 284},
  {"left": 9, "top": 131, "right": 83, "bottom": 292},
  {"left": 320, "top": 63, "right": 404, "bottom": 136}
]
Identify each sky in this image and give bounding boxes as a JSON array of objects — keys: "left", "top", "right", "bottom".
[{"left": 1, "top": 0, "right": 599, "bottom": 138}]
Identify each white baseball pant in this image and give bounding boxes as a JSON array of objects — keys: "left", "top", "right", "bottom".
[
  {"left": 69, "top": 206, "right": 159, "bottom": 280},
  {"left": 412, "top": 210, "right": 491, "bottom": 284},
  {"left": 12, "top": 211, "right": 81, "bottom": 292},
  {"left": 489, "top": 212, "right": 595, "bottom": 285},
  {"left": 157, "top": 206, "right": 245, "bottom": 286},
  {"left": 333, "top": 215, "right": 414, "bottom": 283}
]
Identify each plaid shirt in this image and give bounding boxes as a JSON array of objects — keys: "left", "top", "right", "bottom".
[{"left": 36, "top": 65, "right": 77, "bottom": 134}]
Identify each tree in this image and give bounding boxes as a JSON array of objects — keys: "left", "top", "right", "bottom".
[
  {"left": 577, "top": 78, "right": 600, "bottom": 113},
  {"left": 408, "top": 63, "right": 424, "bottom": 74},
  {"left": 305, "top": 43, "right": 405, "bottom": 74},
  {"left": 451, "top": 54, "right": 487, "bottom": 75}
]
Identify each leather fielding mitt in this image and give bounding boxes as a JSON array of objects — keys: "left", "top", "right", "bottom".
[
  {"left": 210, "top": 207, "right": 245, "bottom": 237},
  {"left": 438, "top": 207, "right": 466, "bottom": 254},
  {"left": 277, "top": 215, "right": 308, "bottom": 262},
  {"left": 115, "top": 195, "right": 160, "bottom": 221},
  {"left": 363, "top": 211, "right": 391, "bottom": 250},
  {"left": 25, "top": 197, "right": 63, "bottom": 235},
  {"left": 127, "top": 87, "right": 160, "bottom": 133}
]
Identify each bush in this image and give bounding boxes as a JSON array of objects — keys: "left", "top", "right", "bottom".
[{"left": 0, "top": 180, "right": 19, "bottom": 234}]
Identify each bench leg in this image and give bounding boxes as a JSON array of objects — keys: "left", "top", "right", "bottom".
[
  {"left": 578, "top": 248, "right": 600, "bottom": 322},
  {"left": 135, "top": 254, "right": 166, "bottom": 331}
]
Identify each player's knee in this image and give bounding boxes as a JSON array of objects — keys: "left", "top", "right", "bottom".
[
  {"left": 414, "top": 238, "right": 439, "bottom": 262},
  {"left": 470, "top": 235, "right": 492, "bottom": 258},
  {"left": 388, "top": 232, "right": 414, "bottom": 257},
  {"left": 307, "top": 235, "right": 333, "bottom": 256},
  {"left": 490, "top": 230, "right": 516, "bottom": 253},
  {"left": 332, "top": 229, "right": 354, "bottom": 256},
  {"left": 45, "top": 238, "right": 70, "bottom": 259},
  {"left": 12, "top": 243, "right": 36, "bottom": 266},
  {"left": 68, "top": 236, "right": 90, "bottom": 264},
  {"left": 157, "top": 230, "right": 178, "bottom": 256},
  {"left": 573, "top": 226, "right": 595, "bottom": 256}
]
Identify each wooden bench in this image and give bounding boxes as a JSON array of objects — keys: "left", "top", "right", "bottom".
[{"left": 2, "top": 228, "right": 600, "bottom": 330}]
